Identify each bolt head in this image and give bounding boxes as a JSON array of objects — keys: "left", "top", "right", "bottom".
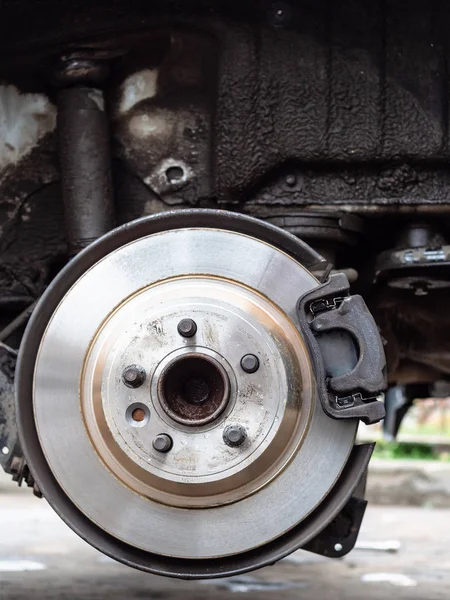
[
  {"left": 268, "top": 2, "right": 293, "bottom": 27},
  {"left": 240, "top": 354, "right": 260, "bottom": 373},
  {"left": 285, "top": 174, "right": 297, "bottom": 187},
  {"left": 413, "top": 282, "right": 429, "bottom": 296},
  {"left": 177, "top": 318, "right": 197, "bottom": 338},
  {"left": 223, "top": 425, "right": 247, "bottom": 448},
  {"left": 53, "top": 56, "right": 109, "bottom": 86},
  {"left": 122, "top": 365, "right": 146, "bottom": 388},
  {"left": 152, "top": 434, "right": 173, "bottom": 453}
]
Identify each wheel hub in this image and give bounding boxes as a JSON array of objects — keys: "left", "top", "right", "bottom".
[
  {"left": 158, "top": 351, "right": 230, "bottom": 426},
  {"left": 81, "top": 274, "right": 313, "bottom": 511}
]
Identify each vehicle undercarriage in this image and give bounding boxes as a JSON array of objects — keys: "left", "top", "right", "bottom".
[{"left": 0, "top": 0, "right": 448, "bottom": 578}]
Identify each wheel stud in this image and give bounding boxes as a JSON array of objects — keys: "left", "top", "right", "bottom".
[
  {"left": 240, "top": 354, "right": 260, "bottom": 373},
  {"left": 223, "top": 425, "right": 247, "bottom": 448},
  {"left": 177, "top": 318, "right": 197, "bottom": 338},
  {"left": 152, "top": 434, "right": 173, "bottom": 453},
  {"left": 122, "top": 365, "right": 146, "bottom": 388}
]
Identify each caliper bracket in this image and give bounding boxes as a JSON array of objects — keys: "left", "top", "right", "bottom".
[{"left": 297, "top": 273, "right": 386, "bottom": 424}]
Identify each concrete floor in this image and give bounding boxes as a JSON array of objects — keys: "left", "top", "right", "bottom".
[{"left": 0, "top": 475, "right": 449, "bottom": 599}]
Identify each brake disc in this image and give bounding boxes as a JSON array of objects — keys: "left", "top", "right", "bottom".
[{"left": 16, "top": 209, "right": 358, "bottom": 575}]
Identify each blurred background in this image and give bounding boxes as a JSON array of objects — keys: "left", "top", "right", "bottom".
[{"left": 0, "top": 392, "right": 449, "bottom": 600}]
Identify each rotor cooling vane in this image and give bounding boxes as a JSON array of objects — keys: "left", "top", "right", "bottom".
[{"left": 16, "top": 210, "right": 386, "bottom": 578}]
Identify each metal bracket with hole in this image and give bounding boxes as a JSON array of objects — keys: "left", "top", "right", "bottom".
[
  {"left": 303, "top": 488, "right": 368, "bottom": 558},
  {"left": 10, "top": 456, "right": 42, "bottom": 497},
  {"left": 303, "top": 443, "right": 372, "bottom": 558},
  {"left": 0, "top": 301, "right": 38, "bottom": 475}
]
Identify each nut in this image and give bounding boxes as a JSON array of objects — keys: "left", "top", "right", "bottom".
[
  {"left": 240, "top": 354, "right": 260, "bottom": 374},
  {"left": 122, "top": 365, "right": 146, "bottom": 388},
  {"left": 177, "top": 318, "right": 197, "bottom": 338},
  {"left": 152, "top": 434, "right": 173, "bottom": 453},
  {"left": 223, "top": 425, "right": 247, "bottom": 448}
]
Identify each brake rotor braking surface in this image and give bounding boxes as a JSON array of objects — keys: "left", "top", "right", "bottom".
[{"left": 16, "top": 209, "right": 364, "bottom": 576}]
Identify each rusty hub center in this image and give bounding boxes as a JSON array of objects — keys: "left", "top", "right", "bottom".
[{"left": 158, "top": 353, "right": 230, "bottom": 426}]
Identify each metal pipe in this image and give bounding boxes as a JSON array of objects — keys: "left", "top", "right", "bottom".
[
  {"left": 0, "top": 300, "right": 38, "bottom": 343},
  {"left": 57, "top": 85, "right": 114, "bottom": 254}
]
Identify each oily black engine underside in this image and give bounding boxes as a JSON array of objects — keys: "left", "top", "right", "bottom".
[
  {"left": 3, "top": 0, "right": 450, "bottom": 194},
  {"left": 1, "top": 0, "right": 450, "bottom": 393}
]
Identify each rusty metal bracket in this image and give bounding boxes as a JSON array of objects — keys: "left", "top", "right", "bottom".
[
  {"left": 0, "top": 304, "right": 41, "bottom": 497},
  {"left": 303, "top": 444, "right": 371, "bottom": 558},
  {"left": 10, "top": 455, "right": 42, "bottom": 498},
  {"left": 304, "top": 447, "right": 370, "bottom": 558},
  {"left": 303, "top": 493, "right": 367, "bottom": 558},
  {"left": 0, "top": 346, "right": 21, "bottom": 474},
  {"left": 0, "top": 347, "right": 40, "bottom": 496}
]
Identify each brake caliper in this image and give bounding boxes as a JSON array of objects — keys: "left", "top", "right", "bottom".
[{"left": 298, "top": 273, "right": 386, "bottom": 425}]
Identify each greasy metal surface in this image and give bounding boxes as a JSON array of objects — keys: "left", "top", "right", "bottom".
[
  {"left": 3, "top": 3, "right": 450, "bottom": 217},
  {"left": 58, "top": 86, "right": 114, "bottom": 253},
  {"left": 375, "top": 222, "right": 450, "bottom": 294},
  {"left": 17, "top": 210, "right": 357, "bottom": 575},
  {"left": 261, "top": 213, "right": 365, "bottom": 246},
  {"left": 374, "top": 285, "right": 450, "bottom": 383},
  {"left": 53, "top": 54, "right": 111, "bottom": 87},
  {"left": 1, "top": 3, "right": 450, "bottom": 398},
  {"left": 111, "top": 33, "right": 217, "bottom": 206},
  {"left": 0, "top": 347, "right": 18, "bottom": 472}
]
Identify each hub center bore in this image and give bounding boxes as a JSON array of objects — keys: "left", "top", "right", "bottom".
[
  {"left": 158, "top": 353, "right": 230, "bottom": 426},
  {"left": 184, "top": 377, "right": 210, "bottom": 404}
]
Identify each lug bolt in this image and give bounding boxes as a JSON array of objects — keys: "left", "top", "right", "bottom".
[
  {"left": 223, "top": 425, "right": 247, "bottom": 448},
  {"left": 177, "top": 318, "right": 197, "bottom": 338},
  {"left": 240, "top": 354, "right": 260, "bottom": 373},
  {"left": 152, "top": 434, "right": 173, "bottom": 453},
  {"left": 122, "top": 365, "right": 146, "bottom": 388}
]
